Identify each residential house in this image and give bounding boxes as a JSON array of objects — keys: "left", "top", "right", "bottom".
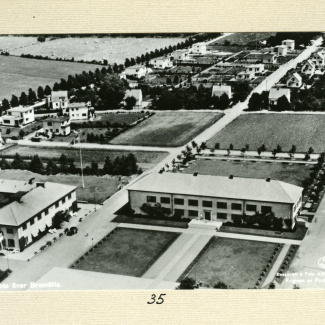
[
  {"left": 237, "top": 71, "right": 255, "bottom": 80},
  {"left": 211, "top": 85, "right": 232, "bottom": 98},
  {"left": 124, "top": 65, "right": 147, "bottom": 79},
  {"left": 310, "top": 51, "right": 325, "bottom": 68},
  {"left": 68, "top": 102, "right": 94, "bottom": 120},
  {"left": 301, "top": 60, "right": 316, "bottom": 75},
  {"left": 173, "top": 49, "right": 189, "bottom": 61},
  {"left": 128, "top": 173, "right": 303, "bottom": 229},
  {"left": 0, "top": 179, "right": 77, "bottom": 252},
  {"left": 192, "top": 42, "right": 207, "bottom": 55},
  {"left": 150, "top": 56, "right": 173, "bottom": 69},
  {"left": 246, "top": 64, "right": 265, "bottom": 74},
  {"left": 262, "top": 53, "right": 277, "bottom": 64},
  {"left": 286, "top": 72, "right": 303, "bottom": 88},
  {"left": 269, "top": 87, "right": 291, "bottom": 105},
  {"left": 124, "top": 89, "right": 143, "bottom": 108},
  {"left": 275, "top": 45, "right": 288, "bottom": 56},
  {"left": 50, "top": 91, "right": 69, "bottom": 110},
  {"left": 282, "top": 39, "right": 295, "bottom": 51},
  {"left": 42, "top": 116, "right": 71, "bottom": 136},
  {"left": 1, "top": 106, "right": 35, "bottom": 127}
]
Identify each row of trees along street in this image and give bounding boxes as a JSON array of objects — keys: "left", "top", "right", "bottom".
[{"left": 0, "top": 153, "right": 141, "bottom": 177}]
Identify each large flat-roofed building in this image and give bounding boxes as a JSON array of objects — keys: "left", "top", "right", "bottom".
[
  {"left": 0, "top": 180, "right": 77, "bottom": 252},
  {"left": 128, "top": 173, "right": 303, "bottom": 228}
]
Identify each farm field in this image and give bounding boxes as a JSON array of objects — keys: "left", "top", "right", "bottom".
[
  {"left": 0, "top": 145, "right": 169, "bottom": 169},
  {"left": 9, "top": 37, "right": 185, "bottom": 64},
  {"left": 184, "top": 159, "right": 312, "bottom": 187},
  {"left": 0, "top": 169, "right": 120, "bottom": 203},
  {"left": 0, "top": 36, "right": 38, "bottom": 51},
  {"left": 0, "top": 55, "right": 103, "bottom": 100},
  {"left": 111, "top": 112, "right": 224, "bottom": 147},
  {"left": 181, "top": 237, "right": 277, "bottom": 289},
  {"left": 206, "top": 113, "right": 325, "bottom": 153},
  {"left": 74, "top": 228, "right": 179, "bottom": 277},
  {"left": 209, "top": 32, "right": 276, "bottom": 46}
]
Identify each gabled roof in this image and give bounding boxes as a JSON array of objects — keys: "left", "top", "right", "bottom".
[
  {"left": 51, "top": 91, "right": 68, "bottom": 102},
  {"left": 125, "top": 89, "right": 142, "bottom": 100},
  {"left": 313, "top": 52, "right": 325, "bottom": 60},
  {"left": 290, "top": 72, "right": 302, "bottom": 82},
  {"left": 304, "top": 60, "right": 315, "bottom": 68},
  {"left": 128, "top": 173, "right": 302, "bottom": 205},
  {"left": 0, "top": 179, "right": 35, "bottom": 194},
  {"left": 269, "top": 87, "right": 290, "bottom": 99},
  {"left": 0, "top": 182, "right": 76, "bottom": 227}
]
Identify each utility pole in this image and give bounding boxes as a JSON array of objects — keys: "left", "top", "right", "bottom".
[{"left": 80, "top": 147, "right": 84, "bottom": 188}]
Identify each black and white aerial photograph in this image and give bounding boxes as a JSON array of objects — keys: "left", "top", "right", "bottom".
[{"left": 0, "top": 31, "right": 324, "bottom": 291}]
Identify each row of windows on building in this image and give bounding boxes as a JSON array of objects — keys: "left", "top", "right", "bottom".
[
  {"left": 173, "top": 209, "right": 243, "bottom": 219},
  {"left": 147, "top": 196, "right": 273, "bottom": 213},
  {"left": 4, "top": 193, "right": 73, "bottom": 234}
]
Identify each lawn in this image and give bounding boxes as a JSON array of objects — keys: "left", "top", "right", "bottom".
[
  {"left": 111, "top": 112, "right": 224, "bottom": 147},
  {"left": 0, "top": 145, "right": 169, "bottom": 169},
  {"left": 0, "top": 55, "right": 103, "bottom": 100},
  {"left": 0, "top": 169, "right": 120, "bottom": 203},
  {"left": 181, "top": 237, "right": 277, "bottom": 289},
  {"left": 74, "top": 227, "right": 180, "bottom": 277},
  {"left": 209, "top": 32, "right": 276, "bottom": 46},
  {"left": 9, "top": 37, "right": 185, "bottom": 64},
  {"left": 184, "top": 159, "right": 312, "bottom": 187},
  {"left": 206, "top": 113, "right": 325, "bottom": 153},
  {"left": 0, "top": 121, "right": 43, "bottom": 138}
]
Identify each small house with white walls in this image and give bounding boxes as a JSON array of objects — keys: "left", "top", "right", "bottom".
[
  {"left": 275, "top": 45, "right": 287, "bottom": 56},
  {"left": 286, "top": 73, "right": 302, "bottom": 88},
  {"left": 310, "top": 52, "right": 325, "bottom": 68},
  {"left": 281, "top": 40, "right": 295, "bottom": 51},
  {"left": 150, "top": 56, "right": 173, "bottom": 69},
  {"left": 269, "top": 87, "right": 291, "bottom": 105},
  {"left": 42, "top": 116, "right": 71, "bottom": 136},
  {"left": 262, "top": 53, "right": 277, "bottom": 64},
  {"left": 192, "top": 42, "right": 207, "bottom": 55},
  {"left": 50, "top": 91, "right": 69, "bottom": 110},
  {"left": 1, "top": 106, "right": 34, "bottom": 127},
  {"left": 301, "top": 60, "right": 316, "bottom": 75},
  {"left": 173, "top": 49, "right": 189, "bottom": 61},
  {"left": 124, "top": 65, "right": 147, "bottom": 79}
]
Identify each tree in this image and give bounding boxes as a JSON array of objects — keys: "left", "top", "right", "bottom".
[
  {"left": 257, "top": 147, "right": 262, "bottom": 157},
  {"left": 1, "top": 98, "right": 10, "bottom": 111},
  {"left": 44, "top": 85, "right": 52, "bottom": 96},
  {"left": 215, "top": 142, "right": 220, "bottom": 149},
  {"left": 46, "top": 159, "right": 58, "bottom": 175},
  {"left": 289, "top": 145, "right": 296, "bottom": 155},
  {"left": 219, "top": 93, "right": 230, "bottom": 110},
  {"left": 276, "top": 144, "right": 282, "bottom": 153},
  {"left": 191, "top": 140, "right": 197, "bottom": 148},
  {"left": 178, "top": 277, "right": 195, "bottom": 290},
  {"left": 37, "top": 35, "right": 46, "bottom": 42},
  {"left": 28, "top": 88, "right": 37, "bottom": 104},
  {"left": 59, "top": 154, "right": 68, "bottom": 167},
  {"left": 304, "top": 153, "right": 311, "bottom": 161},
  {"left": 260, "top": 144, "right": 266, "bottom": 152},
  {"left": 53, "top": 82, "right": 60, "bottom": 91},
  {"left": 272, "top": 148, "right": 277, "bottom": 158},
  {"left": 125, "top": 96, "right": 137, "bottom": 110},
  {"left": 277, "top": 95, "right": 291, "bottom": 111},
  {"left": 308, "top": 147, "right": 314, "bottom": 154},
  {"left": 10, "top": 95, "right": 19, "bottom": 108},
  {"left": 19, "top": 92, "right": 28, "bottom": 106},
  {"left": 11, "top": 153, "right": 28, "bottom": 170},
  {"left": 248, "top": 93, "right": 262, "bottom": 111},
  {"left": 19, "top": 129, "right": 25, "bottom": 138},
  {"left": 52, "top": 210, "right": 70, "bottom": 229},
  {"left": 200, "top": 141, "right": 207, "bottom": 150},
  {"left": 91, "top": 161, "right": 99, "bottom": 175},
  {"left": 214, "top": 281, "right": 228, "bottom": 289},
  {"left": 229, "top": 144, "right": 234, "bottom": 150},
  {"left": 29, "top": 155, "right": 44, "bottom": 174},
  {"left": 0, "top": 158, "right": 11, "bottom": 169},
  {"left": 37, "top": 86, "right": 45, "bottom": 99},
  {"left": 241, "top": 147, "right": 246, "bottom": 156}
]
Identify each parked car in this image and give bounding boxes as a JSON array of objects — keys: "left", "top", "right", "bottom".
[{"left": 31, "top": 137, "right": 42, "bottom": 142}]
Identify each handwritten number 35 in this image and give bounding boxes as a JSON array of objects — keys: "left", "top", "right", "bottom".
[{"left": 147, "top": 294, "right": 166, "bottom": 304}]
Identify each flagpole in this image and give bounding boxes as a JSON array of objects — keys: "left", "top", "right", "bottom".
[{"left": 80, "top": 147, "right": 84, "bottom": 188}]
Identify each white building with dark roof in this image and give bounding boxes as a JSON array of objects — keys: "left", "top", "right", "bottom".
[
  {"left": 301, "top": 60, "right": 316, "bottom": 75},
  {"left": 0, "top": 180, "right": 77, "bottom": 251},
  {"left": 282, "top": 39, "right": 295, "bottom": 51},
  {"left": 127, "top": 173, "right": 303, "bottom": 228},
  {"left": 286, "top": 72, "right": 303, "bottom": 88},
  {"left": 50, "top": 91, "right": 69, "bottom": 110}
]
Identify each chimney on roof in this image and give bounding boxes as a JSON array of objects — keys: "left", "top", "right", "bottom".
[
  {"left": 266, "top": 177, "right": 271, "bottom": 182},
  {"left": 29, "top": 178, "right": 35, "bottom": 185},
  {"left": 229, "top": 175, "right": 234, "bottom": 179},
  {"left": 193, "top": 172, "right": 198, "bottom": 177}
]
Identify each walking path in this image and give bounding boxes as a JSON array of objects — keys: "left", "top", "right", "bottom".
[{"left": 262, "top": 244, "right": 290, "bottom": 288}]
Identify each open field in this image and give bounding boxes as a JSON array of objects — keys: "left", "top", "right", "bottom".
[
  {"left": 0, "top": 169, "right": 120, "bottom": 203},
  {"left": 206, "top": 113, "right": 325, "bottom": 153},
  {"left": 0, "top": 145, "right": 169, "bottom": 169},
  {"left": 0, "top": 55, "right": 103, "bottom": 100},
  {"left": 209, "top": 32, "right": 276, "bottom": 46},
  {"left": 74, "top": 227, "right": 179, "bottom": 277},
  {"left": 9, "top": 37, "right": 185, "bottom": 64},
  {"left": 95, "top": 112, "right": 147, "bottom": 124},
  {"left": 0, "top": 36, "right": 38, "bottom": 51},
  {"left": 184, "top": 159, "right": 312, "bottom": 187},
  {"left": 182, "top": 237, "right": 277, "bottom": 289},
  {"left": 111, "top": 112, "right": 224, "bottom": 147}
]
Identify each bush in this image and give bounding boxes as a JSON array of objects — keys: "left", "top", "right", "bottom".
[{"left": 46, "top": 241, "right": 52, "bottom": 246}]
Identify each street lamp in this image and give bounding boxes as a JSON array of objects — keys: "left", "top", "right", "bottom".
[{"left": 94, "top": 187, "right": 97, "bottom": 211}]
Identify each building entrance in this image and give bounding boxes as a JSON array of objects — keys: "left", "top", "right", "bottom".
[{"left": 204, "top": 211, "right": 211, "bottom": 221}]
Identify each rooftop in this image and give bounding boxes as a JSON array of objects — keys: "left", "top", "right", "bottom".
[
  {"left": 128, "top": 173, "right": 303, "bottom": 205},
  {"left": 125, "top": 89, "right": 142, "bottom": 100},
  {"left": 0, "top": 182, "right": 76, "bottom": 227},
  {"left": 7, "top": 106, "right": 33, "bottom": 113},
  {"left": 51, "top": 91, "right": 68, "bottom": 101},
  {"left": 68, "top": 102, "right": 88, "bottom": 108},
  {"left": 269, "top": 87, "right": 291, "bottom": 99},
  {"left": 43, "top": 116, "right": 70, "bottom": 123},
  {"left": 0, "top": 179, "right": 35, "bottom": 194}
]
